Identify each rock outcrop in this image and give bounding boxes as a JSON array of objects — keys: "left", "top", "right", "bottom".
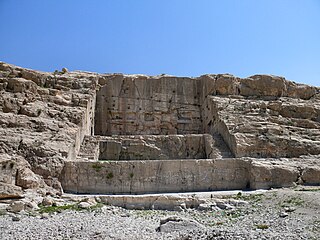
[
  {"left": 0, "top": 62, "right": 97, "bottom": 198},
  {"left": 0, "top": 62, "right": 319, "bottom": 198}
]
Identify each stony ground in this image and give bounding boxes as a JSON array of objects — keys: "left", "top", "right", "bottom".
[{"left": 1, "top": 187, "right": 319, "bottom": 240}]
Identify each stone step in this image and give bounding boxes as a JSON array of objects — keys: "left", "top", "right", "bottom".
[
  {"left": 77, "top": 134, "right": 233, "bottom": 161},
  {"left": 61, "top": 159, "right": 249, "bottom": 194}
]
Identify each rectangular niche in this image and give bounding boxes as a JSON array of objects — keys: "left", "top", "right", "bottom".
[{"left": 94, "top": 77, "right": 203, "bottom": 136}]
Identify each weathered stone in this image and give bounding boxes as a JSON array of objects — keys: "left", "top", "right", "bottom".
[
  {"left": 0, "top": 183, "right": 23, "bottom": 199},
  {"left": 61, "top": 159, "right": 251, "bottom": 194},
  {"left": 157, "top": 216, "right": 205, "bottom": 233},
  {"left": 24, "top": 200, "right": 39, "bottom": 211},
  {"left": 301, "top": 166, "right": 320, "bottom": 185},
  {"left": 197, "top": 203, "right": 213, "bottom": 211},
  {"left": 249, "top": 161, "right": 299, "bottom": 189},
  {"left": 0, "top": 61, "right": 319, "bottom": 197},
  {"left": 12, "top": 216, "right": 21, "bottom": 221},
  {"left": 287, "top": 81, "right": 317, "bottom": 100},
  {"left": 42, "top": 197, "right": 54, "bottom": 206},
  {"left": 6, "top": 78, "right": 38, "bottom": 93},
  {"left": 240, "top": 75, "right": 286, "bottom": 97},
  {"left": 78, "top": 202, "right": 91, "bottom": 209},
  {"left": 7, "top": 200, "right": 25, "bottom": 213},
  {"left": 95, "top": 75, "right": 202, "bottom": 135},
  {"left": 16, "top": 168, "right": 41, "bottom": 189}
]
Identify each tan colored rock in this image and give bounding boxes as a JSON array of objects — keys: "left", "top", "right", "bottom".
[
  {"left": 42, "top": 197, "right": 54, "bottom": 206},
  {"left": 43, "top": 177, "right": 63, "bottom": 195},
  {"left": 7, "top": 78, "right": 38, "bottom": 93},
  {"left": 16, "top": 167, "right": 41, "bottom": 189},
  {"left": 158, "top": 216, "right": 205, "bottom": 233},
  {"left": 0, "top": 183, "right": 23, "bottom": 199},
  {"left": 287, "top": 82, "right": 317, "bottom": 100},
  {"left": 0, "top": 62, "right": 319, "bottom": 196},
  {"left": 7, "top": 200, "right": 25, "bottom": 212},
  {"left": 215, "top": 74, "right": 239, "bottom": 95},
  {"left": 301, "top": 166, "right": 320, "bottom": 185},
  {"left": 24, "top": 200, "right": 39, "bottom": 211},
  {"left": 207, "top": 96, "right": 320, "bottom": 158},
  {"left": 0, "top": 156, "right": 18, "bottom": 185},
  {"left": 78, "top": 202, "right": 91, "bottom": 209},
  {"left": 249, "top": 161, "right": 299, "bottom": 189},
  {"left": 240, "top": 75, "right": 286, "bottom": 97}
]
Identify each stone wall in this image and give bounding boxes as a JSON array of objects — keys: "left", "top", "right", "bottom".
[
  {"left": 76, "top": 134, "right": 233, "bottom": 162},
  {"left": 61, "top": 159, "right": 250, "bottom": 194},
  {"left": 95, "top": 75, "right": 202, "bottom": 135},
  {"left": 67, "top": 91, "right": 96, "bottom": 161},
  {"left": 60, "top": 157, "right": 320, "bottom": 194},
  {"left": 98, "top": 135, "right": 208, "bottom": 160}
]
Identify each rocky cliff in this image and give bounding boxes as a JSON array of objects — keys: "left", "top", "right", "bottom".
[{"left": 0, "top": 62, "right": 319, "bottom": 199}]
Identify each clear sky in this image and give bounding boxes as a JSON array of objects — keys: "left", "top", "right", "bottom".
[{"left": 0, "top": 0, "right": 319, "bottom": 86}]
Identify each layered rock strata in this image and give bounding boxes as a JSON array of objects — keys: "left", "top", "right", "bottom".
[{"left": 0, "top": 62, "right": 319, "bottom": 197}]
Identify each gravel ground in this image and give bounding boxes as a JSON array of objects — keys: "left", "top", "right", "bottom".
[{"left": 0, "top": 188, "right": 319, "bottom": 240}]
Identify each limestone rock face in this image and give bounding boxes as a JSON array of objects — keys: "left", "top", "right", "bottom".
[
  {"left": 0, "top": 62, "right": 97, "bottom": 198},
  {"left": 0, "top": 61, "right": 319, "bottom": 197},
  {"left": 240, "top": 75, "right": 287, "bottom": 97},
  {"left": 206, "top": 95, "right": 320, "bottom": 158},
  {"left": 95, "top": 75, "right": 202, "bottom": 135}
]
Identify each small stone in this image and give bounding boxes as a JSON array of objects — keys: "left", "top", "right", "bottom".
[
  {"left": 120, "top": 213, "right": 130, "bottom": 217},
  {"left": 216, "top": 202, "right": 234, "bottom": 210},
  {"left": 198, "top": 203, "right": 212, "bottom": 211},
  {"left": 158, "top": 216, "right": 205, "bottom": 233},
  {"left": 8, "top": 201, "right": 25, "bottom": 213},
  {"left": 78, "top": 202, "right": 91, "bottom": 209},
  {"left": 25, "top": 201, "right": 39, "bottom": 211},
  {"left": 284, "top": 206, "right": 296, "bottom": 212},
  {"left": 279, "top": 212, "right": 289, "bottom": 218},
  {"left": 41, "top": 213, "right": 49, "bottom": 219},
  {"left": 42, "top": 197, "right": 54, "bottom": 206},
  {"left": 84, "top": 197, "right": 96, "bottom": 205},
  {"left": 12, "top": 216, "right": 21, "bottom": 221}
]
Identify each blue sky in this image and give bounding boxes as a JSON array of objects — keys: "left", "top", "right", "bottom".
[{"left": 0, "top": 0, "right": 319, "bottom": 86}]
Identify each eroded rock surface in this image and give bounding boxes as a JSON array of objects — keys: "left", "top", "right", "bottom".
[
  {"left": 0, "top": 62, "right": 320, "bottom": 199},
  {"left": 0, "top": 62, "right": 97, "bottom": 198}
]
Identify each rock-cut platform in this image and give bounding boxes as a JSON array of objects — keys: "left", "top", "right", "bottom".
[{"left": 61, "top": 72, "right": 320, "bottom": 194}]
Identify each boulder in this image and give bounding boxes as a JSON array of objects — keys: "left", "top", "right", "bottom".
[
  {"left": 7, "top": 200, "right": 25, "bottom": 213},
  {"left": 250, "top": 161, "right": 299, "bottom": 189},
  {"left": 157, "top": 216, "right": 205, "bottom": 233},
  {"left": 0, "top": 183, "right": 23, "bottom": 199},
  {"left": 16, "top": 167, "right": 41, "bottom": 189},
  {"left": 301, "top": 166, "right": 320, "bottom": 185}
]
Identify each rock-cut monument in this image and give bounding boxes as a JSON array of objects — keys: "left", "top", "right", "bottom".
[{"left": 0, "top": 62, "right": 319, "bottom": 198}]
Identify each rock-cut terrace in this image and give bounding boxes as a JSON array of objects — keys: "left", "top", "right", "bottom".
[{"left": 0, "top": 62, "right": 320, "bottom": 199}]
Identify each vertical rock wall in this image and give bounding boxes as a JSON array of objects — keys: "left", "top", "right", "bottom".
[{"left": 95, "top": 75, "right": 202, "bottom": 135}]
